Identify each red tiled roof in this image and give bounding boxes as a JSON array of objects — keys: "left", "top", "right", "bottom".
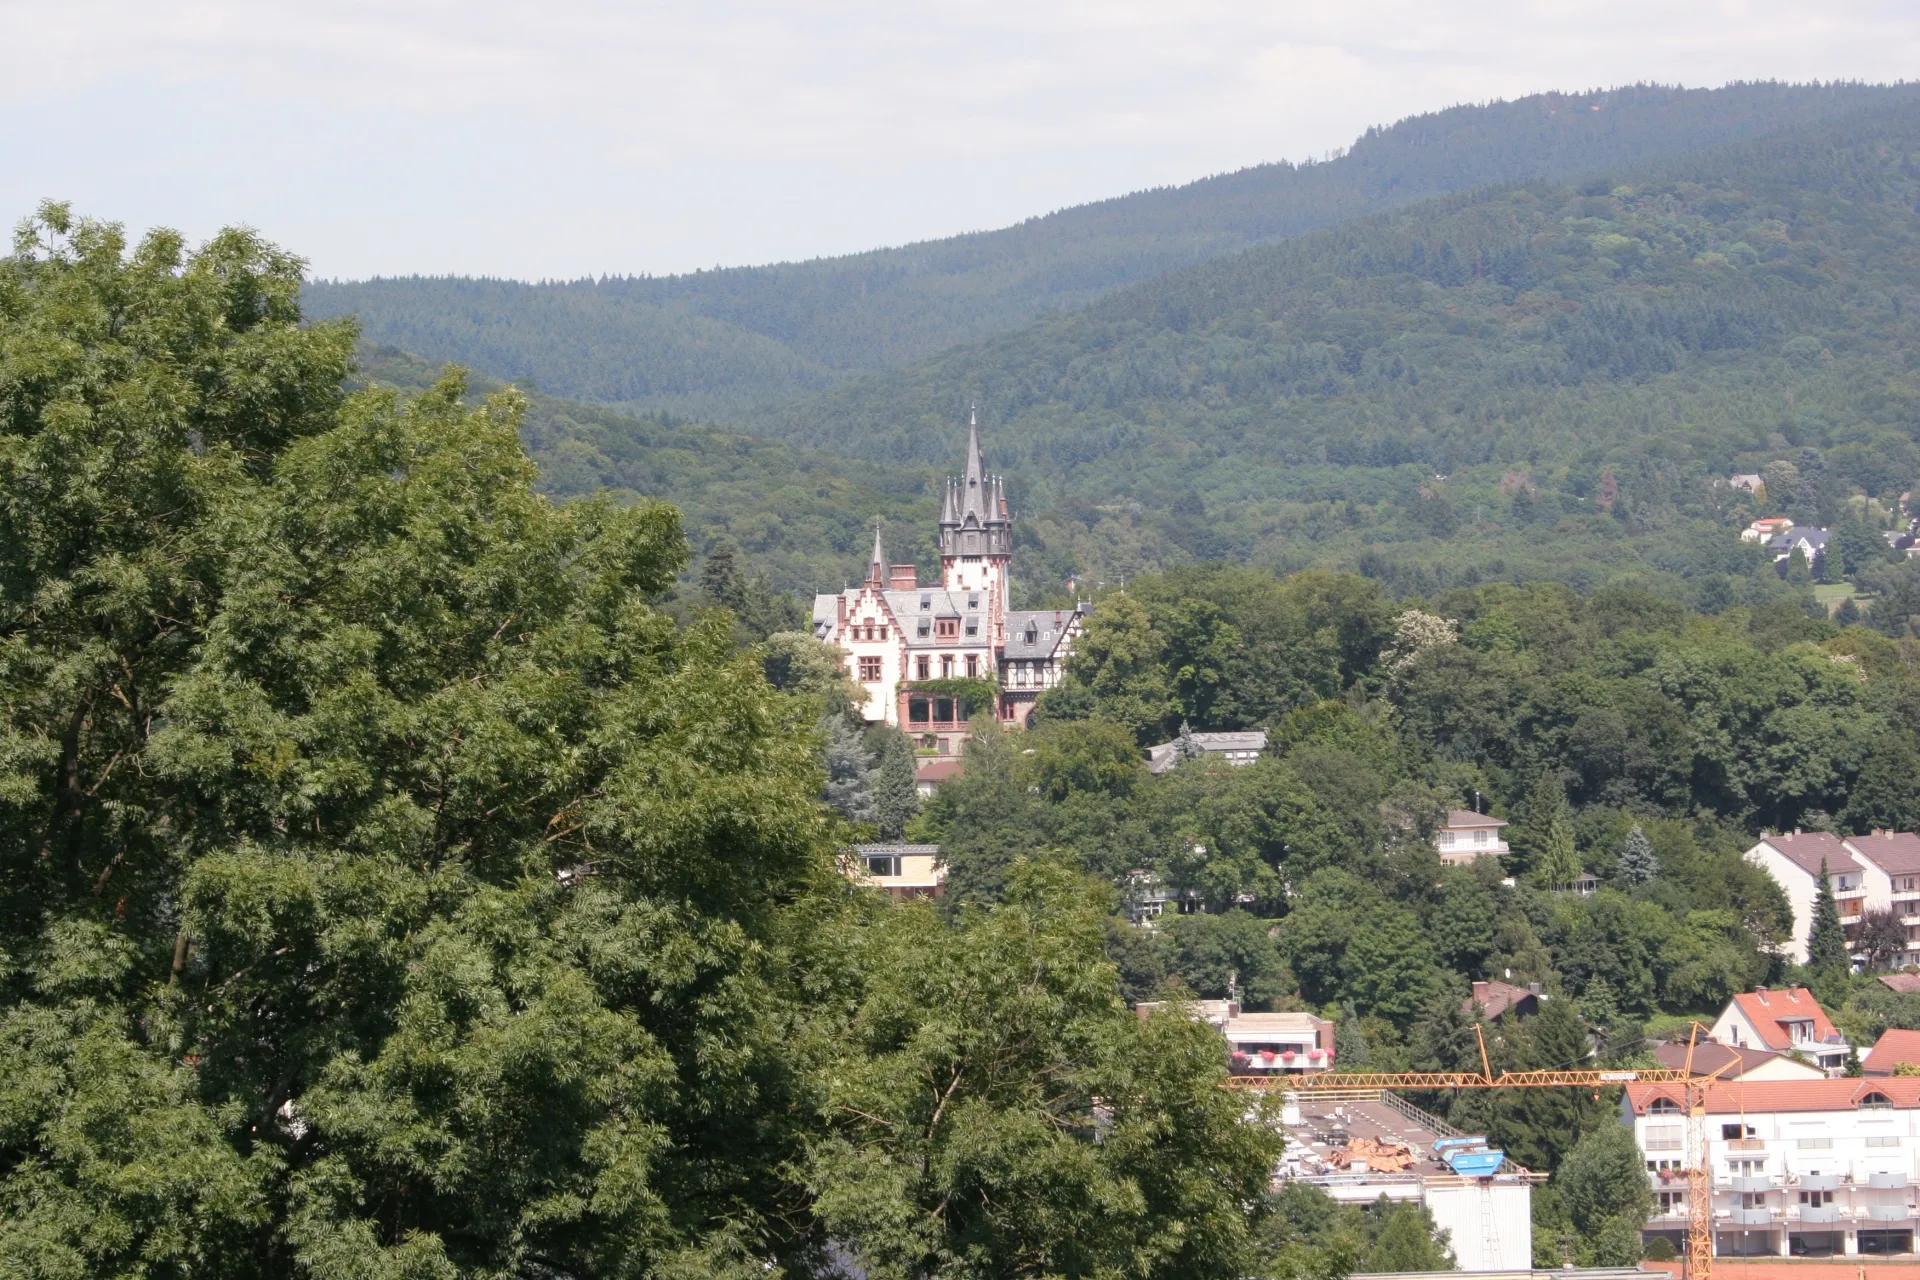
[
  {"left": 915, "top": 758, "right": 965, "bottom": 783},
  {"left": 1727, "top": 987, "right": 1839, "bottom": 1052},
  {"left": 1627, "top": 1078, "right": 1920, "bottom": 1114},
  {"left": 1876, "top": 972, "right": 1920, "bottom": 994},
  {"left": 1864, "top": 1028, "right": 1920, "bottom": 1075},
  {"left": 1651, "top": 1040, "right": 1801, "bottom": 1079},
  {"left": 1847, "top": 831, "right": 1920, "bottom": 876},
  {"left": 1443, "top": 808, "right": 1508, "bottom": 830},
  {"left": 1752, "top": 831, "right": 1863, "bottom": 879}
]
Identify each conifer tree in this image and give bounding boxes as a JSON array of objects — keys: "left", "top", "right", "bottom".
[
  {"left": 1808, "top": 857, "right": 1851, "bottom": 974},
  {"left": 1619, "top": 824, "right": 1658, "bottom": 885},
  {"left": 824, "top": 715, "right": 878, "bottom": 823},
  {"left": 865, "top": 723, "right": 920, "bottom": 839}
]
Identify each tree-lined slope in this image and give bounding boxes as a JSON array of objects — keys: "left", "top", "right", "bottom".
[
  {"left": 305, "top": 82, "right": 1916, "bottom": 418},
  {"left": 743, "top": 102, "right": 1920, "bottom": 596}
]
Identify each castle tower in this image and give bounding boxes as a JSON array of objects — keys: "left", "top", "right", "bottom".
[{"left": 938, "top": 409, "right": 1012, "bottom": 647}]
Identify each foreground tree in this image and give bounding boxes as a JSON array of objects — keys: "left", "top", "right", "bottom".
[
  {"left": 811, "top": 860, "right": 1285, "bottom": 1279},
  {"left": 0, "top": 206, "right": 844, "bottom": 1277}
]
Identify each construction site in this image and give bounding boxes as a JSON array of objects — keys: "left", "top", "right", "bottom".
[{"left": 1275, "top": 1089, "right": 1541, "bottom": 1271}]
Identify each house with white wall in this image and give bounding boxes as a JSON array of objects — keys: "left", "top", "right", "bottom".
[
  {"left": 1712, "top": 988, "right": 1851, "bottom": 1076},
  {"left": 1744, "top": 832, "right": 1869, "bottom": 963},
  {"left": 1625, "top": 1078, "right": 1920, "bottom": 1259}
]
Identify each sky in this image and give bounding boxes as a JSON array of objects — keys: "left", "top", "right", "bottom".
[{"left": 3, "top": 1, "right": 1917, "bottom": 281}]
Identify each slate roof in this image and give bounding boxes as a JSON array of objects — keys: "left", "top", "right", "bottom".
[
  {"left": 1145, "top": 730, "right": 1270, "bottom": 774},
  {"left": 1847, "top": 830, "right": 1920, "bottom": 876},
  {"left": 1003, "top": 609, "right": 1075, "bottom": 660},
  {"left": 1752, "top": 830, "right": 1863, "bottom": 879},
  {"left": 1863, "top": 1028, "right": 1920, "bottom": 1075},
  {"left": 1727, "top": 987, "right": 1841, "bottom": 1051},
  {"left": 1627, "top": 1078, "right": 1920, "bottom": 1114}
]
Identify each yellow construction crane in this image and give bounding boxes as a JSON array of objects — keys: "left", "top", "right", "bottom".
[{"left": 1226, "top": 1023, "right": 1731, "bottom": 1280}]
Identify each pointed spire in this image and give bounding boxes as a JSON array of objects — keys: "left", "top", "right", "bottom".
[
  {"left": 867, "top": 518, "right": 886, "bottom": 586},
  {"left": 962, "top": 406, "right": 985, "bottom": 521}
]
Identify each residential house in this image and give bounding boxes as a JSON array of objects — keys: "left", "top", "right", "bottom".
[
  {"left": 1712, "top": 988, "right": 1852, "bottom": 1076},
  {"left": 1434, "top": 809, "right": 1510, "bottom": 866},
  {"left": 1842, "top": 831, "right": 1920, "bottom": 969},
  {"left": 1742, "top": 516, "right": 1796, "bottom": 542},
  {"left": 1651, "top": 1040, "right": 1825, "bottom": 1082},
  {"left": 1744, "top": 831, "right": 1870, "bottom": 963},
  {"left": 1144, "top": 729, "right": 1269, "bottom": 775},
  {"left": 1745, "top": 830, "right": 1920, "bottom": 968},
  {"left": 1135, "top": 1000, "right": 1336, "bottom": 1075},
  {"left": 1766, "top": 525, "right": 1831, "bottom": 572},
  {"left": 1865, "top": 1029, "right": 1920, "bottom": 1078},
  {"left": 848, "top": 843, "right": 944, "bottom": 900},
  {"left": 1463, "top": 979, "right": 1544, "bottom": 1022},
  {"left": 1626, "top": 1078, "right": 1920, "bottom": 1258}
]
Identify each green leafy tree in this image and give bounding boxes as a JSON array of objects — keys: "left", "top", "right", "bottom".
[
  {"left": 0, "top": 207, "right": 844, "bottom": 1276},
  {"left": 810, "top": 860, "right": 1286, "bottom": 1280},
  {"left": 1058, "top": 592, "right": 1178, "bottom": 741},
  {"left": 1808, "top": 857, "right": 1851, "bottom": 975},
  {"left": 1557, "top": 1123, "right": 1653, "bottom": 1239},
  {"left": 1619, "top": 824, "right": 1659, "bottom": 886}
]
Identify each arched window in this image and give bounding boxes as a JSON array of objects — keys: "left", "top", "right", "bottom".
[{"left": 1648, "top": 1097, "right": 1682, "bottom": 1115}]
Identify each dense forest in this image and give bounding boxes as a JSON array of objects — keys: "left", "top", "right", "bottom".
[
  {"left": 747, "top": 100, "right": 1920, "bottom": 600},
  {"left": 305, "top": 82, "right": 1918, "bottom": 418}
]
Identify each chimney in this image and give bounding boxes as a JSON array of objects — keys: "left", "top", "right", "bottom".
[{"left": 890, "top": 563, "right": 918, "bottom": 590}]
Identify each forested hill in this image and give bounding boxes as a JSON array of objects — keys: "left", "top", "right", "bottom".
[
  {"left": 737, "top": 100, "right": 1920, "bottom": 599},
  {"left": 304, "top": 82, "right": 1914, "bottom": 419}
]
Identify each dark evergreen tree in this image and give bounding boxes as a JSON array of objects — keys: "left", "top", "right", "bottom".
[{"left": 1808, "top": 857, "right": 1851, "bottom": 975}]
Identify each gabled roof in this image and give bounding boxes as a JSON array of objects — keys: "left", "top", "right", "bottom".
[
  {"left": 1650, "top": 1040, "right": 1809, "bottom": 1079},
  {"left": 1626, "top": 1078, "right": 1920, "bottom": 1114},
  {"left": 1864, "top": 1028, "right": 1920, "bottom": 1075},
  {"left": 1442, "top": 809, "right": 1508, "bottom": 831},
  {"left": 1846, "top": 830, "right": 1920, "bottom": 876},
  {"left": 1726, "top": 987, "right": 1841, "bottom": 1051},
  {"left": 1464, "top": 980, "right": 1540, "bottom": 1021},
  {"left": 1003, "top": 609, "right": 1077, "bottom": 660},
  {"left": 1750, "top": 830, "right": 1863, "bottom": 879}
]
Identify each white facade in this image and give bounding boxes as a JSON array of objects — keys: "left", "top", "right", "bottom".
[
  {"left": 1745, "top": 830, "right": 1920, "bottom": 967},
  {"left": 1626, "top": 1080, "right": 1920, "bottom": 1258}
]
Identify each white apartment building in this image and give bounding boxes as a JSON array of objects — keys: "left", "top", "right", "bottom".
[
  {"left": 1744, "top": 829, "right": 1920, "bottom": 966},
  {"left": 1625, "top": 1079, "right": 1920, "bottom": 1258}
]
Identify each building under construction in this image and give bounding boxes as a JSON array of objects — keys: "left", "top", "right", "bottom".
[{"left": 1277, "top": 1089, "right": 1540, "bottom": 1271}]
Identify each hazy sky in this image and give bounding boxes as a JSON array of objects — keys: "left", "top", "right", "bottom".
[{"left": 3, "top": 1, "right": 1916, "bottom": 281}]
